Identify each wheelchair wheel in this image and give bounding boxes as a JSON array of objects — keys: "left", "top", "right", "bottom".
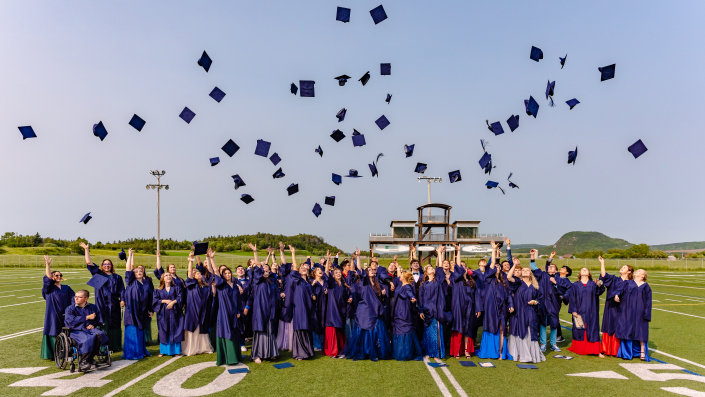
[
  {"left": 54, "top": 333, "right": 70, "bottom": 370},
  {"left": 69, "top": 362, "right": 75, "bottom": 373}
]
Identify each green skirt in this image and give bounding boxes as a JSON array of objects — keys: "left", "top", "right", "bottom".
[
  {"left": 40, "top": 335, "right": 56, "bottom": 360},
  {"left": 108, "top": 328, "right": 122, "bottom": 352},
  {"left": 144, "top": 325, "right": 153, "bottom": 344},
  {"left": 209, "top": 327, "right": 217, "bottom": 351},
  {"left": 216, "top": 335, "right": 242, "bottom": 366}
]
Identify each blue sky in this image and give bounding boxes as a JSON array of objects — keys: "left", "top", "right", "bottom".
[{"left": 1, "top": 1, "right": 704, "bottom": 252}]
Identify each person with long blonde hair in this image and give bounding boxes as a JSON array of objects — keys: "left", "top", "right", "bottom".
[
  {"left": 122, "top": 248, "right": 153, "bottom": 360},
  {"left": 152, "top": 270, "right": 184, "bottom": 357},
  {"left": 616, "top": 269, "right": 652, "bottom": 361},
  {"left": 477, "top": 240, "right": 514, "bottom": 360},
  {"left": 506, "top": 260, "right": 545, "bottom": 363},
  {"left": 599, "top": 255, "right": 633, "bottom": 356},
  {"left": 391, "top": 269, "right": 423, "bottom": 361}
]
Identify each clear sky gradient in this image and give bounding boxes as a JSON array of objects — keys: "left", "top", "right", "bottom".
[{"left": 2, "top": 1, "right": 703, "bottom": 252}]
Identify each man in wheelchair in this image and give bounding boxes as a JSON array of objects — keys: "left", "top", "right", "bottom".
[{"left": 64, "top": 290, "right": 109, "bottom": 372}]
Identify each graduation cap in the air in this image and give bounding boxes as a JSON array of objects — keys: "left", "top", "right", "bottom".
[
  {"left": 380, "top": 63, "right": 391, "bottom": 75},
  {"left": 315, "top": 146, "right": 324, "bottom": 157},
  {"left": 312, "top": 203, "right": 322, "bottom": 218},
  {"left": 566, "top": 99, "right": 580, "bottom": 110},
  {"left": 414, "top": 163, "right": 427, "bottom": 174},
  {"left": 129, "top": 115, "right": 146, "bottom": 131},
  {"left": 325, "top": 196, "right": 335, "bottom": 206},
  {"left": 524, "top": 96, "right": 539, "bottom": 118},
  {"left": 80, "top": 212, "right": 92, "bottom": 224},
  {"left": 336, "top": 7, "right": 351, "bottom": 22},
  {"left": 334, "top": 74, "right": 351, "bottom": 86},
  {"left": 486, "top": 120, "right": 504, "bottom": 136},
  {"left": 93, "top": 122, "right": 108, "bottom": 141},
  {"left": 559, "top": 54, "right": 567, "bottom": 69},
  {"left": 240, "top": 194, "right": 254, "bottom": 204},
  {"left": 255, "top": 139, "right": 271, "bottom": 157},
  {"left": 479, "top": 152, "right": 492, "bottom": 171},
  {"left": 507, "top": 173, "right": 519, "bottom": 189},
  {"left": 118, "top": 248, "right": 127, "bottom": 261},
  {"left": 507, "top": 115, "right": 520, "bottom": 132},
  {"left": 222, "top": 139, "right": 240, "bottom": 157},
  {"left": 345, "top": 169, "right": 362, "bottom": 178},
  {"left": 299, "top": 80, "right": 315, "bottom": 97},
  {"left": 369, "top": 5, "right": 388, "bottom": 24},
  {"left": 359, "top": 71, "right": 370, "bottom": 86},
  {"left": 599, "top": 64, "right": 616, "bottom": 81},
  {"left": 386, "top": 94, "right": 392, "bottom": 104},
  {"left": 197, "top": 51, "right": 212, "bottom": 72},
  {"left": 332, "top": 173, "right": 342, "bottom": 185},
  {"left": 192, "top": 241, "right": 209, "bottom": 255},
  {"left": 369, "top": 163, "right": 378, "bottom": 177},
  {"left": 486, "top": 181, "right": 505, "bottom": 194},
  {"left": 210, "top": 87, "right": 226, "bottom": 103},
  {"left": 210, "top": 157, "right": 220, "bottom": 166},
  {"left": 87, "top": 273, "right": 109, "bottom": 290},
  {"left": 270, "top": 153, "right": 281, "bottom": 166},
  {"left": 530, "top": 46, "right": 543, "bottom": 62},
  {"left": 330, "top": 129, "right": 346, "bottom": 142},
  {"left": 375, "top": 115, "right": 390, "bottom": 130},
  {"left": 232, "top": 174, "right": 246, "bottom": 189},
  {"left": 448, "top": 170, "right": 461, "bottom": 183},
  {"left": 336, "top": 108, "right": 347, "bottom": 122},
  {"left": 272, "top": 167, "right": 285, "bottom": 179},
  {"left": 628, "top": 139, "right": 648, "bottom": 159},
  {"left": 179, "top": 107, "right": 196, "bottom": 124},
  {"left": 404, "top": 144, "right": 414, "bottom": 157},
  {"left": 287, "top": 183, "right": 299, "bottom": 196},
  {"left": 290, "top": 83, "right": 298, "bottom": 95},
  {"left": 18, "top": 126, "right": 36, "bottom": 140},
  {"left": 546, "top": 80, "right": 556, "bottom": 107},
  {"left": 568, "top": 146, "right": 578, "bottom": 165},
  {"left": 352, "top": 129, "right": 366, "bottom": 147}
]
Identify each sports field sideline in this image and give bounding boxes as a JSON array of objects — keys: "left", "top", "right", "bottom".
[{"left": 1, "top": 268, "right": 705, "bottom": 397}]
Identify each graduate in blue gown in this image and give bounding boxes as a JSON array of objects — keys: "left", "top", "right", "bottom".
[
  {"left": 40, "top": 255, "right": 75, "bottom": 360},
  {"left": 152, "top": 272, "right": 184, "bottom": 357},
  {"left": 344, "top": 258, "right": 362, "bottom": 342},
  {"left": 324, "top": 262, "right": 350, "bottom": 357},
  {"left": 471, "top": 256, "right": 490, "bottom": 339},
  {"left": 616, "top": 269, "right": 652, "bottom": 361},
  {"left": 477, "top": 241, "right": 514, "bottom": 360},
  {"left": 196, "top": 255, "right": 217, "bottom": 349},
  {"left": 447, "top": 246, "right": 480, "bottom": 358},
  {"left": 310, "top": 254, "right": 329, "bottom": 351},
  {"left": 122, "top": 248, "right": 152, "bottom": 360},
  {"left": 286, "top": 245, "right": 316, "bottom": 360},
  {"left": 80, "top": 242, "right": 125, "bottom": 352},
  {"left": 418, "top": 246, "right": 452, "bottom": 359},
  {"left": 205, "top": 247, "right": 243, "bottom": 366},
  {"left": 530, "top": 250, "right": 563, "bottom": 352},
  {"left": 599, "top": 255, "right": 633, "bottom": 356},
  {"left": 234, "top": 264, "right": 252, "bottom": 351},
  {"left": 64, "top": 290, "right": 108, "bottom": 371},
  {"left": 276, "top": 245, "right": 295, "bottom": 351},
  {"left": 567, "top": 268, "right": 606, "bottom": 357},
  {"left": 392, "top": 268, "right": 423, "bottom": 361},
  {"left": 506, "top": 261, "right": 545, "bottom": 363},
  {"left": 183, "top": 252, "right": 214, "bottom": 356},
  {"left": 154, "top": 254, "right": 186, "bottom": 308},
  {"left": 247, "top": 245, "right": 282, "bottom": 364}
]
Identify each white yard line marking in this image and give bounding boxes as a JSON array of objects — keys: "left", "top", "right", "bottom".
[
  {"left": 653, "top": 291, "right": 705, "bottom": 300},
  {"left": 653, "top": 308, "right": 705, "bottom": 320},
  {"left": 665, "top": 299, "right": 683, "bottom": 302},
  {"left": 687, "top": 299, "right": 703, "bottom": 302},
  {"left": 434, "top": 358, "right": 468, "bottom": 397},
  {"left": 0, "top": 328, "right": 43, "bottom": 340},
  {"left": 0, "top": 295, "right": 15, "bottom": 298},
  {"left": 16, "top": 295, "right": 35, "bottom": 299},
  {"left": 103, "top": 356, "right": 181, "bottom": 397},
  {"left": 653, "top": 300, "right": 661, "bottom": 302},
  {"left": 0, "top": 300, "right": 44, "bottom": 309},
  {"left": 0, "top": 288, "right": 38, "bottom": 294},
  {"left": 651, "top": 284, "right": 705, "bottom": 291},
  {"left": 422, "top": 357, "right": 452, "bottom": 397}
]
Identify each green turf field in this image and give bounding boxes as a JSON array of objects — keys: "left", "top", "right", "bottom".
[{"left": 1, "top": 268, "right": 705, "bottom": 396}]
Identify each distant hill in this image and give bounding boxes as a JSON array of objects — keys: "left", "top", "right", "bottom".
[
  {"left": 649, "top": 241, "right": 705, "bottom": 251},
  {"left": 512, "top": 231, "right": 633, "bottom": 255}
]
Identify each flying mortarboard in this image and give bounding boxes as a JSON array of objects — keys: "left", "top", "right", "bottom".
[
  {"left": 129, "top": 115, "right": 146, "bottom": 131},
  {"left": 179, "top": 107, "right": 196, "bottom": 124},
  {"left": 315, "top": 146, "right": 324, "bottom": 157},
  {"left": 507, "top": 173, "right": 519, "bottom": 189},
  {"left": 386, "top": 94, "right": 392, "bottom": 104},
  {"left": 414, "top": 163, "right": 427, "bottom": 174},
  {"left": 545, "top": 80, "right": 556, "bottom": 106},
  {"left": 524, "top": 96, "right": 539, "bottom": 118},
  {"left": 210, "top": 157, "right": 220, "bottom": 166},
  {"left": 222, "top": 139, "right": 240, "bottom": 157},
  {"left": 486, "top": 120, "right": 504, "bottom": 136},
  {"left": 332, "top": 173, "right": 342, "bottom": 185},
  {"left": 559, "top": 54, "right": 567, "bottom": 69},
  {"left": 599, "top": 64, "right": 616, "bottom": 81},
  {"left": 369, "top": 163, "right": 378, "bottom": 177},
  {"left": 118, "top": 248, "right": 127, "bottom": 261},
  {"left": 568, "top": 146, "right": 578, "bottom": 165},
  {"left": 193, "top": 241, "right": 209, "bottom": 256},
  {"left": 448, "top": 170, "right": 461, "bottom": 183},
  {"left": 628, "top": 139, "right": 648, "bottom": 159},
  {"left": 18, "top": 126, "right": 36, "bottom": 140},
  {"left": 287, "top": 183, "right": 299, "bottom": 196},
  {"left": 380, "top": 63, "right": 391, "bottom": 75},
  {"left": 299, "top": 80, "right": 315, "bottom": 97},
  {"left": 336, "top": 108, "right": 347, "bottom": 122},
  {"left": 336, "top": 7, "right": 351, "bottom": 23},
  {"left": 334, "top": 74, "right": 351, "bottom": 86},
  {"left": 255, "top": 139, "right": 271, "bottom": 157},
  {"left": 345, "top": 169, "right": 362, "bottom": 178},
  {"left": 566, "top": 99, "right": 580, "bottom": 109},
  {"left": 240, "top": 194, "right": 254, "bottom": 204},
  {"left": 352, "top": 129, "right": 366, "bottom": 147},
  {"left": 197, "top": 51, "right": 212, "bottom": 72},
  {"left": 325, "top": 196, "right": 335, "bottom": 206},
  {"left": 312, "top": 203, "right": 322, "bottom": 218},
  {"left": 359, "top": 71, "right": 370, "bottom": 86},
  {"left": 530, "top": 46, "right": 543, "bottom": 62},
  {"left": 232, "top": 174, "right": 246, "bottom": 189},
  {"left": 80, "top": 212, "right": 92, "bottom": 224},
  {"left": 486, "top": 181, "right": 505, "bottom": 194},
  {"left": 210, "top": 87, "right": 226, "bottom": 103},
  {"left": 270, "top": 153, "right": 281, "bottom": 166},
  {"left": 369, "top": 5, "right": 388, "bottom": 24},
  {"left": 330, "top": 129, "right": 346, "bottom": 142},
  {"left": 507, "top": 115, "right": 520, "bottom": 132},
  {"left": 479, "top": 152, "right": 492, "bottom": 170},
  {"left": 290, "top": 83, "right": 298, "bottom": 95},
  {"left": 93, "top": 122, "right": 108, "bottom": 141},
  {"left": 375, "top": 115, "right": 390, "bottom": 130},
  {"left": 87, "top": 273, "right": 109, "bottom": 290},
  {"left": 272, "top": 167, "right": 285, "bottom": 179},
  {"left": 404, "top": 144, "right": 414, "bottom": 157}
]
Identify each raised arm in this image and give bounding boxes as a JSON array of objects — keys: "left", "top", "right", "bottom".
[
  {"left": 278, "top": 241, "right": 286, "bottom": 265},
  {"left": 156, "top": 250, "right": 162, "bottom": 271},
  {"left": 507, "top": 260, "right": 517, "bottom": 283},
  {"left": 248, "top": 243, "right": 259, "bottom": 266},
  {"left": 599, "top": 255, "right": 606, "bottom": 278},
  {"left": 505, "top": 237, "right": 512, "bottom": 265},
  {"left": 127, "top": 248, "right": 134, "bottom": 271},
  {"left": 204, "top": 250, "right": 216, "bottom": 275},
  {"left": 44, "top": 255, "right": 53, "bottom": 279},
  {"left": 187, "top": 251, "right": 195, "bottom": 279},
  {"left": 490, "top": 240, "right": 497, "bottom": 269},
  {"left": 435, "top": 245, "right": 443, "bottom": 268},
  {"left": 325, "top": 251, "right": 331, "bottom": 274},
  {"left": 289, "top": 245, "right": 297, "bottom": 271},
  {"left": 455, "top": 244, "right": 461, "bottom": 267},
  {"left": 207, "top": 247, "right": 218, "bottom": 272},
  {"left": 530, "top": 249, "right": 538, "bottom": 271},
  {"left": 79, "top": 242, "right": 93, "bottom": 266},
  {"left": 409, "top": 244, "right": 417, "bottom": 262}
]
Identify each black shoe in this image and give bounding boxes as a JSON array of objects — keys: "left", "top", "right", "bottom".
[{"left": 556, "top": 336, "right": 565, "bottom": 343}]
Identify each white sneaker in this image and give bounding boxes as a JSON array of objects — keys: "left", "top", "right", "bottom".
[{"left": 241, "top": 346, "right": 247, "bottom": 352}]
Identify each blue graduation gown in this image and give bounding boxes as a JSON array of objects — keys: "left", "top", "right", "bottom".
[
  {"left": 184, "top": 278, "right": 211, "bottom": 334},
  {"left": 345, "top": 270, "right": 361, "bottom": 321},
  {"left": 213, "top": 275, "right": 241, "bottom": 340},
  {"left": 88, "top": 265, "right": 124, "bottom": 329},
  {"left": 64, "top": 303, "right": 108, "bottom": 354},
  {"left": 462, "top": 283, "right": 480, "bottom": 338},
  {"left": 311, "top": 279, "right": 327, "bottom": 334},
  {"left": 472, "top": 268, "right": 488, "bottom": 309},
  {"left": 355, "top": 270, "right": 387, "bottom": 331},
  {"left": 123, "top": 271, "right": 152, "bottom": 330},
  {"left": 289, "top": 272, "right": 314, "bottom": 331},
  {"left": 567, "top": 280, "right": 605, "bottom": 342},
  {"left": 154, "top": 268, "right": 186, "bottom": 303},
  {"left": 418, "top": 268, "right": 451, "bottom": 326},
  {"left": 42, "top": 277, "right": 75, "bottom": 336},
  {"left": 532, "top": 261, "right": 562, "bottom": 329},
  {"left": 510, "top": 282, "right": 541, "bottom": 341},
  {"left": 615, "top": 281, "right": 652, "bottom": 342},
  {"left": 247, "top": 266, "right": 280, "bottom": 332},
  {"left": 482, "top": 266, "right": 513, "bottom": 334},
  {"left": 600, "top": 272, "right": 627, "bottom": 336},
  {"left": 392, "top": 284, "right": 417, "bottom": 335},
  {"left": 449, "top": 267, "right": 468, "bottom": 333},
  {"left": 325, "top": 277, "right": 349, "bottom": 328},
  {"left": 152, "top": 286, "right": 185, "bottom": 345},
  {"left": 280, "top": 263, "right": 295, "bottom": 323}
]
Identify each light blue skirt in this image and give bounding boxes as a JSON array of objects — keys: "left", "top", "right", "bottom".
[
  {"left": 617, "top": 340, "right": 651, "bottom": 362},
  {"left": 159, "top": 340, "right": 182, "bottom": 356},
  {"left": 476, "top": 331, "right": 513, "bottom": 360}
]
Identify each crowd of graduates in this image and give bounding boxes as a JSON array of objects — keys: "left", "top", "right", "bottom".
[{"left": 39, "top": 238, "right": 652, "bottom": 371}]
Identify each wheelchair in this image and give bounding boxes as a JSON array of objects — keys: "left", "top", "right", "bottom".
[{"left": 54, "top": 324, "right": 112, "bottom": 373}]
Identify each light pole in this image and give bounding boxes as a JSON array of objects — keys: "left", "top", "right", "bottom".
[
  {"left": 147, "top": 170, "right": 169, "bottom": 255},
  {"left": 417, "top": 176, "right": 442, "bottom": 219}
]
